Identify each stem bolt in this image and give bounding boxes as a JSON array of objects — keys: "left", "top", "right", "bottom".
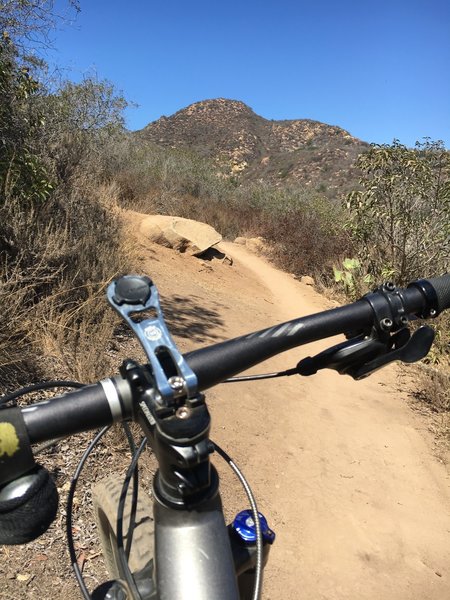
[
  {"left": 169, "top": 376, "right": 186, "bottom": 397},
  {"left": 176, "top": 406, "right": 191, "bottom": 419}
]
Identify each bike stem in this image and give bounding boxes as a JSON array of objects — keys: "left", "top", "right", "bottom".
[
  {"left": 120, "top": 359, "right": 218, "bottom": 508},
  {"left": 118, "top": 360, "right": 240, "bottom": 600},
  {"left": 107, "top": 275, "right": 220, "bottom": 508}
]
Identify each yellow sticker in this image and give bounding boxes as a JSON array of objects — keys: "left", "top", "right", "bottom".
[{"left": 0, "top": 422, "right": 20, "bottom": 457}]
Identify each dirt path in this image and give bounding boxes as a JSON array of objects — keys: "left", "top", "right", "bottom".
[
  {"left": 3, "top": 211, "right": 450, "bottom": 599},
  {"left": 126, "top": 212, "right": 450, "bottom": 599},
  {"left": 219, "top": 242, "right": 450, "bottom": 600}
]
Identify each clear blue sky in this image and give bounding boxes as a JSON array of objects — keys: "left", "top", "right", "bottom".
[{"left": 48, "top": 0, "right": 450, "bottom": 147}]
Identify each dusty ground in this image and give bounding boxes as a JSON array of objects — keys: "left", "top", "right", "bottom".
[{"left": 2, "top": 210, "right": 450, "bottom": 599}]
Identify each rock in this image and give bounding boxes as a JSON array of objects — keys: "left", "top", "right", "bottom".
[
  {"left": 198, "top": 261, "right": 213, "bottom": 272},
  {"left": 140, "top": 215, "right": 222, "bottom": 256},
  {"left": 233, "top": 236, "right": 269, "bottom": 255},
  {"left": 234, "top": 237, "right": 247, "bottom": 245},
  {"left": 300, "top": 275, "right": 315, "bottom": 286}
]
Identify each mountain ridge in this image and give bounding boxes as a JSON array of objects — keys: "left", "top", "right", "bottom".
[{"left": 137, "top": 98, "right": 369, "bottom": 195}]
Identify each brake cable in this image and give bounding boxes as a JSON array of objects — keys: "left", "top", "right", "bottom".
[
  {"left": 116, "top": 437, "right": 147, "bottom": 600},
  {"left": 225, "top": 368, "right": 298, "bottom": 382},
  {"left": 67, "top": 425, "right": 111, "bottom": 600},
  {"left": 213, "top": 442, "right": 264, "bottom": 600}
]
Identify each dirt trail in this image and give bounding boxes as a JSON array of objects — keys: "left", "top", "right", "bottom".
[
  {"left": 220, "top": 242, "right": 450, "bottom": 600},
  {"left": 4, "top": 210, "right": 449, "bottom": 600},
  {"left": 126, "top": 212, "right": 450, "bottom": 600}
]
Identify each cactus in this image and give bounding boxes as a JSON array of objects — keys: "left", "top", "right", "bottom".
[{"left": 333, "top": 258, "right": 372, "bottom": 298}]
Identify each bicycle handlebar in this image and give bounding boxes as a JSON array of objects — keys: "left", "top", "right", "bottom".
[
  {"left": 185, "top": 275, "right": 449, "bottom": 387},
  {"left": 16, "top": 274, "right": 450, "bottom": 446}
]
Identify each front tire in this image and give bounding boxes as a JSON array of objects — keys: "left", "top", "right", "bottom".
[{"left": 92, "top": 475, "right": 154, "bottom": 581}]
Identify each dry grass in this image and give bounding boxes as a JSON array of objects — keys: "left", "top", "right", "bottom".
[{"left": 0, "top": 180, "right": 131, "bottom": 390}]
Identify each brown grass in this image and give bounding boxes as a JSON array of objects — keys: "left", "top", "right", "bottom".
[{"left": 0, "top": 181, "right": 131, "bottom": 390}]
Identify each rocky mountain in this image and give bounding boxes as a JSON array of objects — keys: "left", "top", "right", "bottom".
[{"left": 137, "top": 98, "right": 369, "bottom": 196}]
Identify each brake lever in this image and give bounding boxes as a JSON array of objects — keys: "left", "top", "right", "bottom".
[
  {"left": 296, "top": 326, "right": 435, "bottom": 380},
  {"left": 297, "top": 334, "right": 388, "bottom": 376},
  {"left": 351, "top": 326, "right": 435, "bottom": 379}
]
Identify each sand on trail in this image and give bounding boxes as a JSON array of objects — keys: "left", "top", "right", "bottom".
[{"left": 127, "top": 211, "right": 450, "bottom": 600}]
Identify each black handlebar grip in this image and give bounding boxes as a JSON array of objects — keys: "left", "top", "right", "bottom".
[{"left": 425, "top": 274, "right": 450, "bottom": 313}]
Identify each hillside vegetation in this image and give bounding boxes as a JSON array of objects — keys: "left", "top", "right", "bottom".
[
  {"left": 1, "top": 2, "right": 449, "bottom": 417},
  {"left": 0, "top": 35, "right": 131, "bottom": 385}
]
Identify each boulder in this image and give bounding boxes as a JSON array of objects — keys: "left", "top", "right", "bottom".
[
  {"left": 140, "top": 215, "right": 222, "bottom": 256},
  {"left": 200, "top": 245, "right": 233, "bottom": 265}
]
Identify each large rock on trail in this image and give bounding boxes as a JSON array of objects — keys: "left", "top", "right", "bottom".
[{"left": 140, "top": 215, "right": 222, "bottom": 256}]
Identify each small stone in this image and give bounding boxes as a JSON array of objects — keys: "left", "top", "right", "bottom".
[{"left": 300, "top": 275, "right": 315, "bottom": 286}]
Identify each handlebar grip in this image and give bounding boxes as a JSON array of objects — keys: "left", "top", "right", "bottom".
[{"left": 424, "top": 274, "right": 450, "bottom": 313}]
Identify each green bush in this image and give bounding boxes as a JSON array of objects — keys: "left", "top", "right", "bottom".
[{"left": 346, "top": 139, "right": 450, "bottom": 285}]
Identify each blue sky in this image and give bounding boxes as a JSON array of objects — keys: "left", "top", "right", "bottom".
[{"left": 48, "top": 0, "right": 450, "bottom": 147}]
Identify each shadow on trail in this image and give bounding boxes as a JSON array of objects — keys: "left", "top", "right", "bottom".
[
  {"left": 161, "top": 294, "right": 226, "bottom": 344},
  {"left": 112, "top": 293, "right": 226, "bottom": 348}
]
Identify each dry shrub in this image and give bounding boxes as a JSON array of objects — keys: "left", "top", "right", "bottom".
[
  {"left": 430, "top": 311, "right": 450, "bottom": 364},
  {"left": 0, "top": 264, "right": 45, "bottom": 386},
  {"left": 259, "top": 204, "right": 351, "bottom": 277},
  {"left": 32, "top": 184, "right": 131, "bottom": 383},
  {"left": 160, "top": 194, "right": 257, "bottom": 240},
  {"left": 416, "top": 364, "right": 450, "bottom": 414},
  {"left": 0, "top": 198, "right": 66, "bottom": 386},
  {"left": 415, "top": 311, "right": 450, "bottom": 418},
  {"left": 0, "top": 181, "right": 131, "bottom": 389},
  {"left": 34, "top": 284, "right": 121, "bottom": 383},
  {"left": 104, "top": 137, "right": 232, "bottom": 210}
]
